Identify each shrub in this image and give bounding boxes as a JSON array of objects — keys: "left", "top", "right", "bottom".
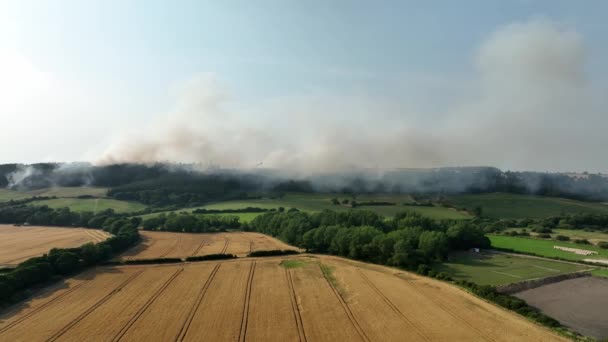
[
  {"left": 598, "top": 241, "right": 608, "bottom": 249},
  {"left": 537, "top": 233, "right": 551, "bottom": 239},
  {"left": 185, "top": 254, "right": 237, "bottom": 261},
  {"left": 555, "top": 235, "right": 570, "bottom": 241},
  {"left": 574, "top": 239, "right": 590, "bottom": 245},
  {"left": 247, "top": 250, "right": 300, "bottom": 257}
]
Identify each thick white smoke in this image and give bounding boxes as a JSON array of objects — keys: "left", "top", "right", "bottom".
[{"left": 99, "top": 18, "right": 605, "bottom": 173}]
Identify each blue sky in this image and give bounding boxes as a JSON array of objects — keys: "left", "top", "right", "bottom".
[{"left": 1, "top": 1, "right": 607, "bottom": 171}]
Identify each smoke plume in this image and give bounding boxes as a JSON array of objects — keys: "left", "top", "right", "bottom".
[{"left": 99, "top": 18, "right": 605, "bottom": 173}]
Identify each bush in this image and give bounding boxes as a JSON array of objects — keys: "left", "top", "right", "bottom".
[
  {"left": 537, "top": 233, "right": 551, "bottom": 239},
  {"left": 123, "top": 258, "right": 183, "bottom": 265},
  {"left": 247, "top": 250, "right": 300, "bottom": 257},
  {"left": 185, "top": 254, "right": 237, "bottom": 261},
  {"left": 555, "top": 235, "right": 570, "bottom": 241},
  {"left": 574, "top": 239, "right": 590, "bottom": 245},
  {"left": 598, "top": 241, "right": 608, "bottom": 249}
]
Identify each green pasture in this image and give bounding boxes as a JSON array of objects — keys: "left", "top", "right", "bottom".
[
  {"left": 29, "top": 198, "right": 146, "bottom": 213},
  {"left": 448, "top": 193, "right": 608, "bottom": 218},
  {"left": 435, "top": 252, "right": 590, "bottom": 286},
  {"left": 489, "top": 235, "right": 608, "bottom": 261}
]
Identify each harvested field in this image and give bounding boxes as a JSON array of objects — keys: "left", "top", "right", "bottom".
[
  {"left": 0, "top": 256, "right": 566, "bottom": 341},
  {"left": 119, "top": 231, "right": 300, "bottom": 260},
  {"left": 0, "top": 225, "right": 109, "bottom": 266},
  {"left": 515, "top": 276, "right": 608, "bottom": 340}
]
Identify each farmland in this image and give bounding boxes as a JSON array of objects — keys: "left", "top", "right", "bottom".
[
  {"left": 0, "top": 187, "right": 108, "bottom": 203},
  {"left": 448, "top": 193, "right": 608, "bottom": 218},
  {"left": 434, "top": 252, "right": 590, "bottom": 286},
  {"left": 119, "top": 231, "right": 299, "bottom": 260},
  {"left": 139, "top": 193, "right": 471, "bottom": 220},
  {"left": 29, "top": 198, "right": 146, "bottom": 213},
  {"left": 0, "top": 256, "right": 566, "bottom": 341},
  {"left": 515, "top": 276, "right": 608, "bottom": 340},
  {"left": 0, "top": 224, "right": 109, "bottom": 266},
  {"left": 489, "top": 235, "right": 608, "bottom": 262}
]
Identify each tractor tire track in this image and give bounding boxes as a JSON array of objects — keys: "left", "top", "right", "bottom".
[
  {"left": 0, "top": 281, "right": 88, "bottom": 334},
  {"left": 397, "top": 275, "right": 496, "bottom": 342},
  {"left": 175, "top": 264, "right": 221, "bottom": 342},
  {"left": 238, "top": 261, "right": 256, "bottom": 342},
  {"left": 220, "top": 238, "right": 230, "bottom": 254},
  {"left": 357, "top": 269, "right": 431, "bottom": 342},
  {"left": 113, "top": 267, "right": 184, "bottom": 342},
  {"left": 318, "top": 264, "right": 370, "bottom": 342},
  {"left": 159, "top": 236, "right": 181, "bottom": 258},
  {"left": 191, "top": 239, "right": 207, "bottom": 256},
  {"left": 45, "top": 270, "right": 144, "bottom": 342},
  {"left": 285, "top": 269, "right": 307, "bottom": 342}
]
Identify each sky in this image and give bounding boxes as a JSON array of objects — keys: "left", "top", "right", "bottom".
[{"left": 0, "top": 1, "right": 607, "bottom": 172}]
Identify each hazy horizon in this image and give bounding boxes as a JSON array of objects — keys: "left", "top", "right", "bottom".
[{"left": 1, "top": 1, "right": 607, "bottom": 172}]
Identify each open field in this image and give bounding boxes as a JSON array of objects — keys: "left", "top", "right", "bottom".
[
  {"left": 515, "top": 276, "right": 608, "bottom": 340},
  {"left": 0, "top": 187, "right": 108, "bottom": 203},
  {"left": 119, "top": 231, "right": 299, "bottom": 260},
  {"left": 0, "top": 225, "right": 110, "bottom": 266},
  {"left": 448, "top": 193, "right": 608, "bottom": 218},
  {"left": 505, "top": 228, "right": 608, "bottom": 245},
  {"left": 0, "top": 256, "right": 566, "bottom": 341},
  {"left": 434, "top": 252, "right": 590, "bottom": 286},
  {"left": 29, "top": 198, "right": 146, "bottom": 213},
  {"left": 139, "top": 193, "right": 471, "bottom": 220},
  {"left": 489, "top": 235, "right": 608, "bottom": 262}
]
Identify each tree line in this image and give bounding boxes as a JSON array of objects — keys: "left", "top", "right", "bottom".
[
  {"left": 142, "top": 212, "right": 241, "bottom": 232},
  {"left": 246, "top": 209, "right": 489, "bottom": 271}
]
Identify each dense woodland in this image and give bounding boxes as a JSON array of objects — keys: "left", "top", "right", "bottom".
[{"left": 3, "top": 163, "right": 608, "bottom": 205}]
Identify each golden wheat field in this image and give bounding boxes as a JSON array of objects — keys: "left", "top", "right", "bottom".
[
  {"left": 0, "top": 225, "right": 109, "bottom": 266},
  {"left": 118, "top": 231, "right": 300, "bottom": 260},
  {"left": 0, "top": 255, "right": 566, "bottom": 342}
]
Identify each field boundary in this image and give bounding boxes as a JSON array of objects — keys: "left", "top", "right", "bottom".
[
  {"left": 357, "top": 269, "right": 431, "bottom": 342},
  {"left": 112, "top": 267, "right": 184, "bottom": 342},
  {"left": 318, "top": 264, "right": 370, "bottom": 342},
  {"left": 285, "top": 269, "right": 307, "bottom": 342},
  {"left": 46, "top": 270, "right": 144, "bottom": 341},
  {"left": 175, "top": 264, "right": 222, "bottom": 341},
  {"left": 496, "top": 270, "right": 592, "bottom": 294},
  {"left": 238, "top": 261, "right": 257, "bottom": 342}
]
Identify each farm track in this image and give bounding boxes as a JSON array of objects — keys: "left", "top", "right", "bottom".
[
  {"left": 357, "top": 269, "right": 431, "bottom": 342},
  {"left": 0, "top": 282, "right": 87, "bottom": 334},
  {"left": 220, "top": 238, "right": 230, "bottom": 254},
  {"left": 112, "top": 268, "right": 184, "bottom": 342},
  {"left": 285, "top": 269, "right": 307, "bottom": 342},
  {"left": 238, "top": 261, "right": 256, "bottom": 342},
  {"left": 45, "top": 270, "right": 144, "bottom": 342},
  {"left": 397, "top": 274, "right": 497, "bottom": 342},
  {"left": 159, "top": 236, "right": 181, "bottom": 258},
  {"left": 319, "top": 264, "right": 370, "bottom": 342},
  {"left": 175, "top": 264, "right": 221, "bottom": 342},
  {"left": 191, "top": 240, "right": 207, "bottom": 256}
]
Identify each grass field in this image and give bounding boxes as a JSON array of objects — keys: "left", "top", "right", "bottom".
[
  {"left": 0, "top": 187, "right": 108, "bottom": 203},
  {"left": 506, "top": 228, "right": 608, "bottom": 245},
  {"left": 119, "top": 231, "right": 300, "bottom": 260},
  {"left": 140, "top": 193, "right": 471, "bottom": 220},
  {"left": 0, "top": 225, "right": 109, "bottom": 266},
  {"left": 489, "top": 235, "right": 608, "bottom": 262},
  {"left": 434, "top": 252, "right": 590, "bottom": 286},
  {"left": 0, "top": 256, "right": 566, "bottom": 341},
  {"left": 448, "top": 193, "right": 608, "bottom": 218},
  {"left": 29, "top": 198, "right": 146, "bottom": 213},
  {"left": 591, "top": 269, "right": 608, "bottom": 278}
]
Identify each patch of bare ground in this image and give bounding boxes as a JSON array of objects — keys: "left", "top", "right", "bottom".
[{"left": 515, "top": 276, "right": 608, "bottom": 340}]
